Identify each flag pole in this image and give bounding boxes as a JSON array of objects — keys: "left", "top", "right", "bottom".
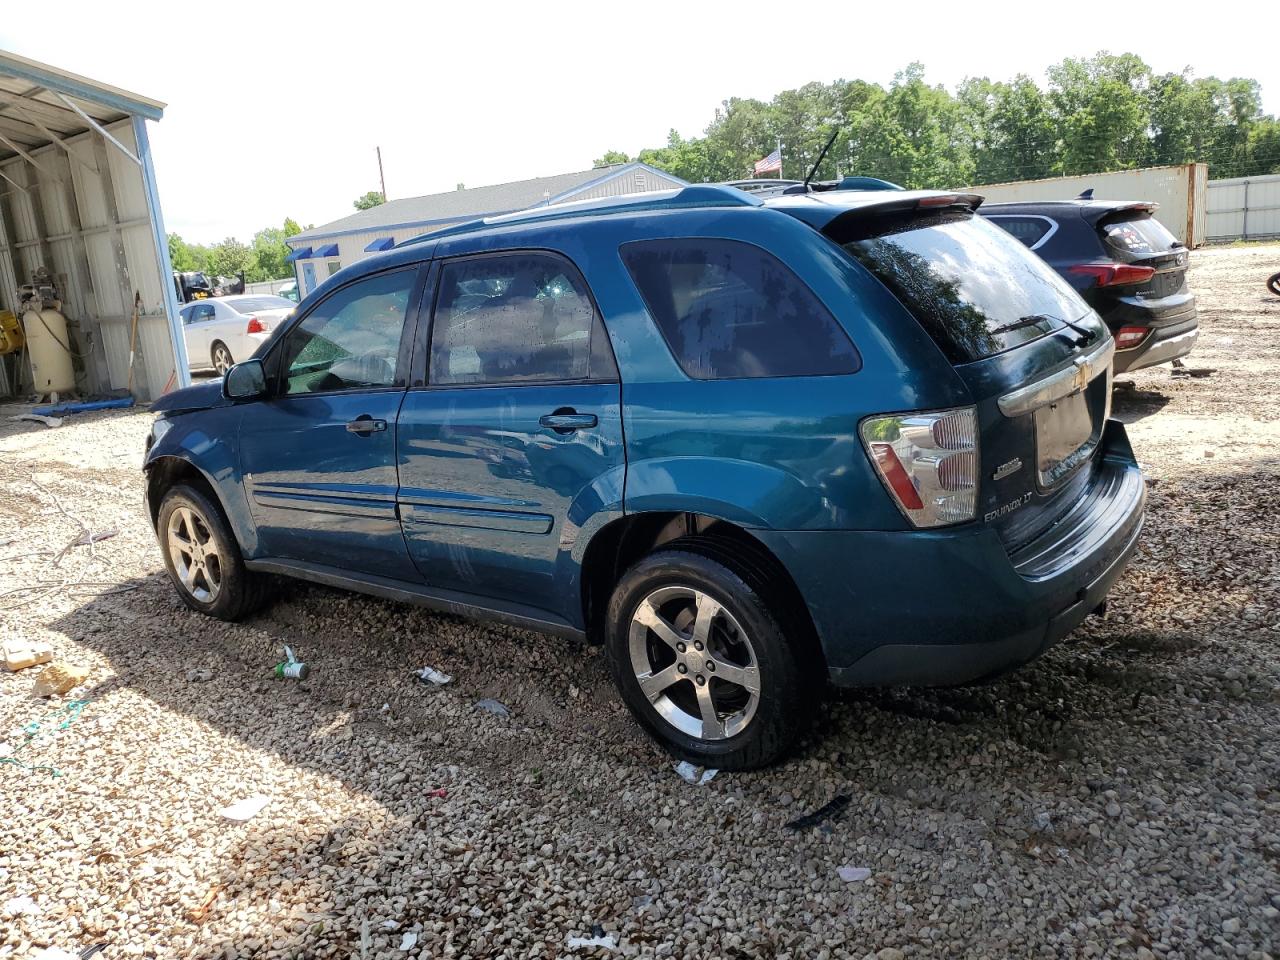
[{"left": 777, "top": 138, "right": 783, "bottom": 180}]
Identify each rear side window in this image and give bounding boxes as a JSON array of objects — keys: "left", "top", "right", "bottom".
[
  {"left": 1101, "top": 215, "right": 1178, "bottom": 257},
  {"left": 620, "top": 238, "right": 859, "bottom": 379},
  {"left": 986, "top": 215, "right": 1054, "bottom": 250},
  {"left": 429, "top": 252, "right": 616, "bottom": 386},
  {"left": 837, "top": 211, "right": 1087, "bottom": 364}
]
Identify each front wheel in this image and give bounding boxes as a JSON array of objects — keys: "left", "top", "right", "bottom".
[
  {"left": 605, "top": 545, "right": 817, "bottom": 770},
  {"left": 157, "top": 484, "right": 267, "bottom": 621},
  {"left": 1268, "top": 272, "right": 1280, "bottom": 298}
]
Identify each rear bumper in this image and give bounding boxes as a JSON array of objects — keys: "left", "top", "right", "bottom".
[
  {"left": 1106, "top": 296, "right": 1199, "bottom": 373},
  {"left": 1116, "top": 325, "right": 1199, "bottom": 373},
  {"left": 757, "top": 420, "right": 1146, "bottom": 687}
]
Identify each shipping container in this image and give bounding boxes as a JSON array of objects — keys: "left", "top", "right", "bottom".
[{"left": 970, "top": 164, "right": 1209, "bottom": 247}]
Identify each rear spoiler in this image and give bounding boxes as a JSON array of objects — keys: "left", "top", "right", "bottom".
[
  {"left": 1081, "top": 201, "right": 1158, "bottom": 226},
  {"left": 767, "top": 190, "right": 985, "bottom": 232}
]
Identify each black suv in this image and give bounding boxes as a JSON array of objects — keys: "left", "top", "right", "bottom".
[{"left": 981, "top": 199, "right": 1198, "bottom": 373}]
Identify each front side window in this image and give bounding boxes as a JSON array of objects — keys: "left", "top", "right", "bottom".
[
  {"left": 620, "top": 238, "right": 859, "bottom": 380},
  {"left": 429, "top": 253, "right": 614, "bottom": 386},
  {"left": 279, "top": 269, "right": 415, "bottom": 395}
]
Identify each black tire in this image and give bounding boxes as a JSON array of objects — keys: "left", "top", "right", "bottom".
[
  {"left": 1268, "top": 272, "right": 1280, "bottom": 298},
  {"left": 604, "top": 540, "right": 820, "bottom": 770},
  {"left": 156, "top": 483, "right": 268, "bottom": 621}
]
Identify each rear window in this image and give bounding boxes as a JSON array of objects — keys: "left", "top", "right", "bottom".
[
  {"left": 837, "top": 210, "right": 1087, "bottom": 364},
  {"left": 621, "top": 238, "right": 859, "bottom": 380},
  {"left": 1101, "top": 214, "right": 1178, "bottom": 257},
  {"left": 226, "top": 295, "right": 294, "bottom": 312}
]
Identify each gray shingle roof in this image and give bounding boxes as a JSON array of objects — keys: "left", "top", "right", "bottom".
[{"left": 291, "top": 163, "right": 670, "bottom": 242}]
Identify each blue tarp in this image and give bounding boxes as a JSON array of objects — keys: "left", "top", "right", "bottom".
[
  {"left": 363, "top": 237, "right": 395, "bottom": 252},
  {"left": 313, "top": 243, "right": 339, "bottom": 258},
  {"left": 284, "top": 246, "right": 312, "bottom": 263},
  {"left": 33, "top": 397, "right": 135, "bottom": 416}
]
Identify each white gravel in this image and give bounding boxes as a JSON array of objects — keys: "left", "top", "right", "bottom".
[{"left": 2, "top": 243, "right": 1278, "bottom": 958}]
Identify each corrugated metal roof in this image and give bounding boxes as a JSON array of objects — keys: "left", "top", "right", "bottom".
[
  {"left": 0, "top": 51, "right": 166, "bottom": 162},
  {"left": 291, "top": 162, "right": 682, "bottom": 242}
]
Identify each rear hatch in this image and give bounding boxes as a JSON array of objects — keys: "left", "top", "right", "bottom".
[
  {"left": 810, "top": 195, "right": 1114, "bottom": 550},
  {"left": 1083, "top": 205, "right": 1193, "bottom": 314}
]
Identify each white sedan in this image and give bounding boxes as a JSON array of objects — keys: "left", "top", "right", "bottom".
[{"left": 179, "top": 295, "right": 295, "bottom": 374}]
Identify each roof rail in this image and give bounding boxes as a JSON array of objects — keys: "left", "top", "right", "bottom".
[{"left": 399, "top": 184, "right": 761, "bottom": 248}]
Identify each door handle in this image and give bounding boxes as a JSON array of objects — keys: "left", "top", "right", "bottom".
[
  {"left": 539, "top": 411, "right": 598, "bottom": 433},
  {"left": 346, "top": 415, "right": 387, "bottom": 435}
]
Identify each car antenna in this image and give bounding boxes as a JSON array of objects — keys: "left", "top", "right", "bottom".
[
  {"left": 1076, "top": 188, "right": 1094, "bottom": 200},
  {"left": 803, "top": 130, "right": 840, "bottom": 192}
]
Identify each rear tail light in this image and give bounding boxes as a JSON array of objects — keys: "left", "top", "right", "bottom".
[
  {"left": 245, "top": 316, "right": 265, "bottom": 334},
  {"left": 1068, "top": 263, "right": 1156, "bottom": 287},
  {"left": 861, "top": 406, "right": 978, "bottom": 528},
  {"left": 1115, "top": 326, "right": 1150, "bottom": 350}
]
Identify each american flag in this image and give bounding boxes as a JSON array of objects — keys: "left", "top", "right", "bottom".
[{"left": 754, "top": 148, "right": 782, "bottom": 175}]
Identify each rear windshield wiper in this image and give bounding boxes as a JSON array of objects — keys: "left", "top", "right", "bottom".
[
  {"left": 988, "top": 315, "right": 1054, "bottom": 337},
  {"left": 993, "top": 313, "right": 1095, "bottom": 348}
]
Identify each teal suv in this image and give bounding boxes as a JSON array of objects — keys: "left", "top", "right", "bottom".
[{"left": 145, "top": 186, "right": 1146, "bottom": 769}]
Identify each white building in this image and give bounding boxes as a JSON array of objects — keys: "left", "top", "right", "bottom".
[{"left": 285, "top": 162, "right": 686, "bottom": 296}]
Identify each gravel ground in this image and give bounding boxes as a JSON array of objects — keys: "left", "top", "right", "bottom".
[{"left": 2, "top": 243, "right": 1278, "bottom": 960}]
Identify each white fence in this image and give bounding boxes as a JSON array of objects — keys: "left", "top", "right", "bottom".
[
  {"left": 244, "top": 278, "right": 294, "bottom": 296},
  {"left": 1205, "top": 174, "right": 1280, "bottom": 242}
]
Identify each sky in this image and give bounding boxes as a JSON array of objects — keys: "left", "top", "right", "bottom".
[{"left": 4, "top": 0, "right": 1276, "bottom": 245}]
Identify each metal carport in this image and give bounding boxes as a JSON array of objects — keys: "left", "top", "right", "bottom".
[{"left": 0, "top": 49, "right": 189, "bottom": 401}]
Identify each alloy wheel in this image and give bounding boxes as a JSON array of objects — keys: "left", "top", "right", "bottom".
[
  {"left": 628, "top": 585, "right": 761, "bottom": 740},
  {"left": 166, "top": 506, "right": 223, "bottom": 603},
  {"left": 213, "top": 345, "right": 233, "bottom": 375}
]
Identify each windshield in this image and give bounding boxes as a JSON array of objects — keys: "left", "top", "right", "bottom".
[
  {"left": 838, "top": 210, "right": 1090, "bottom": 363},
  {"left": 225, "top": 295, "right": 294, "bottom": 312}
]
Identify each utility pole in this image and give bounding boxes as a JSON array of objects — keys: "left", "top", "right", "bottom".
[{"left": 377, "top": 146, "right": 387, "bottom": 202}]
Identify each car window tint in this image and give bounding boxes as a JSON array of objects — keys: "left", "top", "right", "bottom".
[
  {"left": 281, "top": 269, "right": 415, "bottom": 395},
  {"left": 227, "top": 295, "right": 294, "bottom": 312},
  {"left": 620, "top": 238, "right": 858, "bottom": 379},
  {"left": 988, "top": 216, "right": 1052, "bottom": 248},
  {"left": 837, "top": 211, "right": 1087, "bottom": 363},
  {"left": 429, "top": 253, "right": 610, "bottom": 385},
  {"left": 1101, "top": 215, "right": 1178, "bottom": 256}
]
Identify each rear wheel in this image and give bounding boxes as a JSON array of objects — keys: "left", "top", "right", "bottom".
[
  {"left": 1268, "top": 272, "right": 1280, "bottom": 298},
  {"left": 211, "top": 342, "right": 233, "bottom": 375},
  {"left": 605, "top": 545, "right": 816, "bottom": 770},
  {"left": 157, "top": 484, "right": 266, "bottom": 620}
]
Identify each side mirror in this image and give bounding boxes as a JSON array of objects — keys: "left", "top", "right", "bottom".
[{"left": 223, "top": 359, "right": 267, "bottom": 400}]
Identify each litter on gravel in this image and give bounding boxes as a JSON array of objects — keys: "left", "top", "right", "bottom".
[
  {"left": 567, "top": 931, "right": 617, "bottom": 950},
  {"left": 398, "top": 932, "right": 418, "bottom": 951},
  {"left": 218, "top": 795, "right": 270, "bottom": 822},
  {"left": 473, "top": 698, "right": 509, "bottom": 717},
  {"left": 837, "top": 866, "right": 872, "bottom": 883},
  {"left": 416, "top": 666, "right": 452, "bottom": 685},
  {"left": 674, "top": 761, "right": 718, "bottom": 785},
  {"left": 4, "top": 894, "right": 40, "bottom": 917},
  {"left": 785, "top": 794, "right": 851, "bottom": 831}
]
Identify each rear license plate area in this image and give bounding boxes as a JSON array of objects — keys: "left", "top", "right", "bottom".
[{"left": 1035, "top": 391, "right": 1097, "bottom": 487}]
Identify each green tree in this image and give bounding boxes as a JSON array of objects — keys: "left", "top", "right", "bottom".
[
  {"left": 250, "top": 225, "right": 293, "bottom": 281},
  {"left": 593, "top": 150, "right": 630, "bottom": 167},
  {"left": 168, "top": 233, "right": 197, "bottom": 272},
  {"left": 206, "top": 237, "right": 253, "bottom": 279},
  {"left": 353, "top": 191, "right": 385, "bottom": 210}
]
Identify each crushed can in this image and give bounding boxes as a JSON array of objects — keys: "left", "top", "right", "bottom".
[{"left": 273, "top": 644, "right": 309, "bottom": 680}]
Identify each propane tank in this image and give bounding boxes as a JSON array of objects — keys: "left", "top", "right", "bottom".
[{"left": 18, "top": 268, "right": 75, "bottom": 399}]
